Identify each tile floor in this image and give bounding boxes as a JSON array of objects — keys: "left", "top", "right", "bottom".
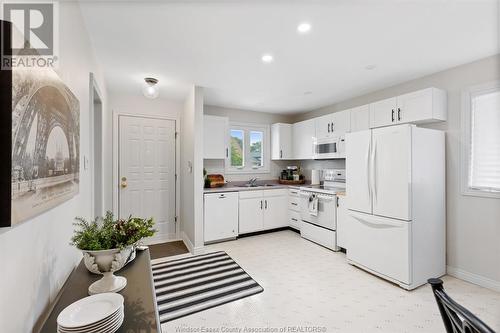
[{"left": 163, "top": 230, "right": 500, "bottom": 333}]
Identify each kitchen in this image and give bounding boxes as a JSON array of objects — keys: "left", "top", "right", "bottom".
[{"left": 203, "top": 87, "right": 446, "bottom": 290}]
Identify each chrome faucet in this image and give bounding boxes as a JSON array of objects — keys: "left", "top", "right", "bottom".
[{"left": 247, "top": 177, "right": 259, "bottom": 187}]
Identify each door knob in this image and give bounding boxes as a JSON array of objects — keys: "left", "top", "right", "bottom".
[{"left": 120, "top": 177, "right": 128, "bottom": 188}]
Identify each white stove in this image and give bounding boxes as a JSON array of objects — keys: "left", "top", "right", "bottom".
[{"left": 298, "top": 169, "right": 345, "bottom": 251}]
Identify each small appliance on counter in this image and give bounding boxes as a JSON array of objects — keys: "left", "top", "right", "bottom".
[{"left": 279, "top": 166, "right": 305, "bottom": 185}]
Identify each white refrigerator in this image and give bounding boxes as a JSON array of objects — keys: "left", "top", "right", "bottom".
[{"left": 345, "top": 124, "right": 445, "bottom": 290}]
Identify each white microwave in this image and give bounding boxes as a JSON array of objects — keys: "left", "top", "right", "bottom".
[{"left": 313, "top": 135, "right": 346, "bottom": 159}]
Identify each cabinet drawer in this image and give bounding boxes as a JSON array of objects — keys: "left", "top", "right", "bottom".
[
  {"left": 239, "top": 190, "right": 264, "bottom": 199},
  {"left": 288, "top": 188, "right": 300, "bottom": 197},
  {"left": 289, "top": 210, "right": 301, "bottom": 230},
  {"left": 263, "top": 188, "right": 288, "bottom": 197},
  {"left": 289, "top": 196, "right": 300, "bottom": 211},
  {"left": 301, "top": 222, "right": 337, "bottom": 251}
]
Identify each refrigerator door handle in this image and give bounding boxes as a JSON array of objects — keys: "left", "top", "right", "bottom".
[
  {"left": 366, "top": 140, "right": 371, "bottom": 199},
  {"left": 370, "top": 139, "right": 377, "bottom": 204}
]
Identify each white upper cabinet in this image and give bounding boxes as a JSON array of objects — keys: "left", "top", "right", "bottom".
[
  {"left": 350, "top": 105, "right": 370, "bottom": 132},
  {"left": 315, "top": 110, "right": 351, "bottom": 140},
  {"left": 369, "top": 88, "right": 447, "bottom": 128},
  {"left": 396, "top": 88, "right": 447, "bottom": 124},
  {"left": 271, "top": 123, "right": 292, "bottom": 160},
  {"left": 292, "top": 119, "right": 315, "bottom": 159},
  {"left": 369, "top": 97, "right": 398, "bottom": 128},
  {"left": 203, "top": 115, "right": 228, "bottom": 159}
]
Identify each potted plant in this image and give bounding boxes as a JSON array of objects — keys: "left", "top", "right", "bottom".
[{"left": 71, "top": 211, "right": 156, "bottom": 295}]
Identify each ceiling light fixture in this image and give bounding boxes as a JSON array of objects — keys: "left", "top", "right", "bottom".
[
  {"left": 261, "top": 54, "right": 274, "bottom": 64},
  {"left": 365, "top": 64, "right": 377, "bottom": 70},
  {"left": 142, "top": 77, "right": 159, "bottom": 99},
  {"left": 297, "top": 22, "right": 312, "bottom": 34}
]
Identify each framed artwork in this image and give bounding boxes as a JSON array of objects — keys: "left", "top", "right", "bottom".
[{"left": 1, "top": 21, "right": 80, "bottom": 227}]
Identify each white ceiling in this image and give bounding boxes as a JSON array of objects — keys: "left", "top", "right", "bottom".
[{"left": 80, "top": 0, "right": 499, "bottom": 114}]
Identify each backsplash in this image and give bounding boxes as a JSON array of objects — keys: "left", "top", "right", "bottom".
[{"left": 203, "top": 159, "right": 345, "bottom": 182}]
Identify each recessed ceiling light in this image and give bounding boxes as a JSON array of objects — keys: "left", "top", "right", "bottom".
[
  {"left": 261, "top": 54, "right": 274, "bottom": 63},
  {"left": 304, "top": 91, "right": 313, "bottom": 95},
  {"left": 365, "top": 64, "right": 377, "bottom": 70},
  {"left": 297, "top": 22, "right": 312, "bottom": 34}
]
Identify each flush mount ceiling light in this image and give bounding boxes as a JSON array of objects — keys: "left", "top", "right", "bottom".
[
  {"left": 142, "top": 77, "right": 159, "bottom": 99},
  {"left": 297, "top": 22, "right": 312, "bottom": 34},
  {"left": 365, "top": 64, "right": 377, "bottom": 70},
  {"left": 261, "top": 54, "right": 274, "bottom": 64}
]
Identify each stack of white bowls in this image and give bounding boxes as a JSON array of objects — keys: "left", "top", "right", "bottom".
[{"left": 57, "top": 293, "right": 124, "bottom": 333}]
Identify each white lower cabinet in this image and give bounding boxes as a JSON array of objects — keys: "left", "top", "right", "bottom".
[
  {"left": 336, "top": 195, "right": 348, "bottom": 249},
  {"left": 239, "top": 189, "right": 288, "bottom": 234},
  {"left": 204, "top": 192, "right": 239, "bottom": 243},
  {"left": 288, "top": 188, "right": 301, "bottom": 230}
]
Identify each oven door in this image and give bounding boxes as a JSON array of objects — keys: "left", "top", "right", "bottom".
[{"left": 299, "top": 191, "right": 337, "bottom": 230}]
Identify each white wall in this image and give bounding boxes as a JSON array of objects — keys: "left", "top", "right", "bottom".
[
  {"left": 180, "top": 86, "right": 205, "bottom": 251},
  {"left": 0, "top": 2, "right": 108, "bottom": 332},
  {"left": 294, "top": 54, "right": 500, "bottom": 290},
  {"left": 203, "top": 105, "right": 293, "bottom": 182}
]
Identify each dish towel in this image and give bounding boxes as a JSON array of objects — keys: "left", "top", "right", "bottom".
[{"left": 308, "top": 194, "right": 318, "bottom": 216}]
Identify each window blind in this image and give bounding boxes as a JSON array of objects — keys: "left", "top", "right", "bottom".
[{"left": 469, "top": 90, "right": 500, "bottom": 192}]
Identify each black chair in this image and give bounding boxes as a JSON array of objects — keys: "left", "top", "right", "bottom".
[{"left": 428, "top": 278, "right": 496, "bottom": 333}]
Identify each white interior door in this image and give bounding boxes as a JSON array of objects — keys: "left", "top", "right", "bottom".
[
  {"left": 372, "top": 125, "right": 411, "bottom": 221},
  {"left": 346, "top": 130, "right": 372, "bottom": 214},
  {"left": 119, "top": 116, "right": 176, "bottom": 239}
]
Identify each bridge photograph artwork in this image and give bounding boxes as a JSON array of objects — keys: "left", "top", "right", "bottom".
[{"left": 11, "top": 68, "right": 80, "bottom": 225}]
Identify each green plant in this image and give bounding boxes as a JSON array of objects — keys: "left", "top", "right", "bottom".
[{"left": 70, "top": 211, "right": 156, "bottom": 251}]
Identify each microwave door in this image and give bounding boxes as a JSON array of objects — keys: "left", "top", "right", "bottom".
[{"left": 315, "top": 141, "right": 337, "bottom": 159}]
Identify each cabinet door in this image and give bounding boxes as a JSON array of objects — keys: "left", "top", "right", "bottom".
[
  {"left": 292, "top": 119, "right": 315, "bottom": 159},
  {"left": 315, "top": 114, "right": 332, "bottom": 140},
  {"left": 263, "top": 195, "right": 288, "bottom": 229},
  {"left": 372, "top": 125, "right": 411, "bottom": 221},
  {"left": 271, "top": 123, "right": 292, "bottom": 160},
  {"left": 331, "top": 110, "right": 350, "bottom": 133},
  {"left": 204, "top": 192, "right": 238, "bottom": 242},
  {"left": 369, "top": 97, "right": 397, "bottom": 128},
  {"left": 239, "top": 197, "right": 264, "bottom": 233},
  {"left": 346, "top": 130, "right": 372, "bottom": 214},
  {"left": 350, "top": 105, "right": 370, "bottom": 132},
  {"left": 336, "top": 195, "right": 348, "bottom": 249},
  {"left": 396, "top": 88, "right": 433, "bottom": 124},
  {"left": 203, "top": 115, "right": 228, "bottom": 159}
]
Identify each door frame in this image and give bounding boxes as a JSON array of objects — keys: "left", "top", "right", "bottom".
[
  {"left": 89, "top": 73, "right": 104, "bottom": 219},
  {"left": 112, "top": 112, "right": 180, "bottom": 241}
]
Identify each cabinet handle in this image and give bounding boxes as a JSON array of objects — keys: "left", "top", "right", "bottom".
[
  {"left": 328, "top": 123, "right": 330, "bottom": 133},
  {"left": 226, "top": 148, "right": 228, "bottom": 158},
  {"left": 397, "top": 107, "right": 401, "bottom": 121},
  {"left": 260, "top": 200, "right": 263, "bottom": 210},
  {"left": 331, "top": 122, "right": 334, "bottom": 132},
  {"left": 280, "top": 150, "right": 283, "bottom": 159},
  {"left": 291, "top": 202, "right": 298, "bottom": 206},
  {"left": 290, "top": 191, "right": 298, "bottom": 195},
  {"left": 219, "top": 194, "right": 226, "bottom": 199},
  {"left": 291, "top": 218, "right": 298, "bottom": 222},
  {"left": 265, "top": 200, "right": 268, "bottom": 209},
  {"left": 391, "top": 109, "right": 395, "bottom": 122}
]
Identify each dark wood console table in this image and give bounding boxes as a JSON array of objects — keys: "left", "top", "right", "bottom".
[{"left": 39, "top": 249, "right": 160, "bottom": 333}]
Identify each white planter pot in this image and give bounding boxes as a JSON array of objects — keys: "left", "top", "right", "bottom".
[{"left": 82, "top": 246, "right": 133, "bottom": 295}]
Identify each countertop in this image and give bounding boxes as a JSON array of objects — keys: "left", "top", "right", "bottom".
[
  {"left": 203, "top": 180, "right": 307, "bottom": 193},
  {"left": 39, "top": 249, "right": 160, "bottom": 333}
]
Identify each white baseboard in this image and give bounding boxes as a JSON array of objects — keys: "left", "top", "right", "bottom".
[
  {"left": 142, "top": 233, "right": 178, "bottom": 245},
  {"left": 180, "top": 231, "right": 205, "bottom": 255},
  {"left": 447, "top": 265, "right": 500, "bottom": 292}
]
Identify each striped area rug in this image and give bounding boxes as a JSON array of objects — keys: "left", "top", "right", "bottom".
[{"left": 152, "top": 251, "right": 264, "bottom": 323}]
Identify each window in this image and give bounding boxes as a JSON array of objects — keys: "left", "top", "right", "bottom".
[
  {"left": 462, "top": 81, "right": 500, "bottom": 198},
  {"left": 226, "top": 122, "right": 270, "bottom": 174}
]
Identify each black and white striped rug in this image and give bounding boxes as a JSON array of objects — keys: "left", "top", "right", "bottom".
[{"left": 152, "top": 251, "right": 264, "bottom": 323}]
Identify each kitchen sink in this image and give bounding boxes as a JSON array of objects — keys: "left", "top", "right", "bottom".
[{"left": 234, "top": 183, "right": 276, "bottom": 188}]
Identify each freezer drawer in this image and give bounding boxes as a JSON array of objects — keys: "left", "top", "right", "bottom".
[{"left": 346, "top": 211, "right": 411, "bottom": 284}]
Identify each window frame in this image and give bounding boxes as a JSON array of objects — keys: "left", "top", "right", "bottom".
[
  {"left": 225, "top": 122, "right": 270, "bottom": 174},
  {"left": 461, "top": 80, "right": 500, "bottom": 199}
]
